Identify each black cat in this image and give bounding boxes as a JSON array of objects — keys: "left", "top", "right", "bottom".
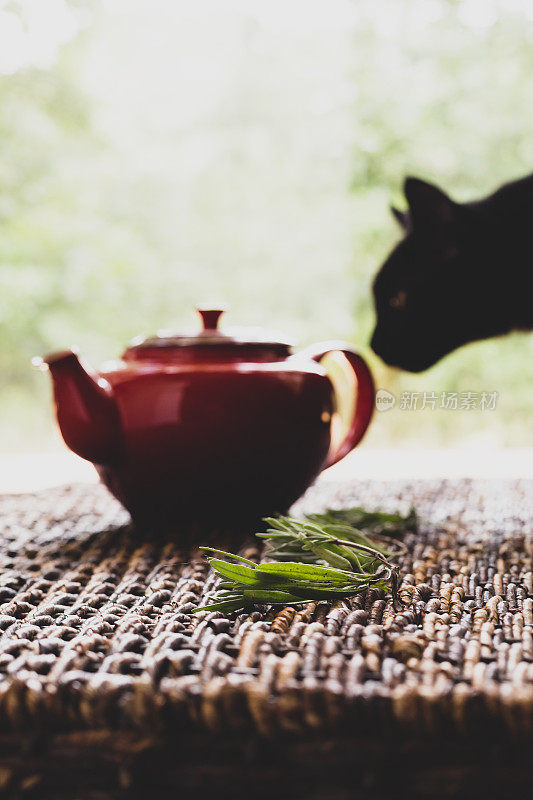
[{"left": 371, "top": 174, "right": 533, "bottom": 372}]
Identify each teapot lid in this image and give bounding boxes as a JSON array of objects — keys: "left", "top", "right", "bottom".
[{"left": 123, "top": 307, "right": 294, "bottom": 361}]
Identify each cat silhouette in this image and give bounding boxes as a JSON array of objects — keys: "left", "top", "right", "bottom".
[{"left": 371, "top": 174, "right": 533, "bottom": 372}]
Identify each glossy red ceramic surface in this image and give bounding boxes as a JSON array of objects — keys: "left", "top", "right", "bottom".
[{"left": 40, "top": 309, "right": 375, "bottom": 528}]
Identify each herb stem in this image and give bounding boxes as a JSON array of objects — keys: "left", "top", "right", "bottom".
[{"left": 309, "top": 536, "right": 402, "bottom": 610}]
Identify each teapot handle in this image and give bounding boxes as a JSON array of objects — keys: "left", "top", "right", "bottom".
[{"left": 300, "top": 341, "right": 375, "bottom": 468}]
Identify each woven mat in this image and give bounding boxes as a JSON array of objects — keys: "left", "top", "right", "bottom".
[{"left": 0, "top": 477, "right": 532, "bottom": 745}]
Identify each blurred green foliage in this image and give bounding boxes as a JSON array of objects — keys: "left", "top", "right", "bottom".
[{"left": 1, "top": 0, "right": 532, "bottom": 451}]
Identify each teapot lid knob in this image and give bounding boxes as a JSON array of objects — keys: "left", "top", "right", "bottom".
[{"left": 196, "top": 307, "right": 225, "bottom": 332}]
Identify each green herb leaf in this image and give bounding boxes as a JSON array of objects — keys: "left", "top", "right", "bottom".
[
  {"left": 208, "top": 559, "right": 260, "bottom": 585},
  {"left": 307, "top": 543, "right": 354, "bottom": 571},
  {"left": 255, "top": 561, "right": 355, "bottom": 582},
  {"left": 199, "top": 547, "right": 257, "bottom": 566}
]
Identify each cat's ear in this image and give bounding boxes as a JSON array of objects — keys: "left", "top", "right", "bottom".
[
  {"left": 390, "top": 205, "right": 410, "bottom": 230},
  {"left": 404, "top": 176, "right": 456, "bottom": 230}
]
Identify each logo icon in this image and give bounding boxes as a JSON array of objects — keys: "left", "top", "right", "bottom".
[{"left": 376, "top": 389, "right": 396, "bottom": 412}]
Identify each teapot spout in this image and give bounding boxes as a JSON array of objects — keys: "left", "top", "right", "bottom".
[{"left": 35, "top": 349, "right": 123, "bottom": 465}]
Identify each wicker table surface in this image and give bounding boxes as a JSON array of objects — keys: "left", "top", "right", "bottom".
[{"left": 0, "top": 478, "right": 532, "bottom": 798}]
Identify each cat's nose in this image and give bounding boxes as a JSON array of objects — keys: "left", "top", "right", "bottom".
[
  {"left": 370, "top": 330, "right": 387, "bottom": 359},
  {"left": 371, "top": 330, "right": 401, "bottom": 367}
]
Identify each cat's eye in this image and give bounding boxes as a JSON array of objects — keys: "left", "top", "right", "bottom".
[{"left": 389, "top": 290, "right": 407, "bottom": 310}]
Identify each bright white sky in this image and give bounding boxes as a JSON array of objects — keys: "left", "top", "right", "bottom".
[
  {"left": 0, "top": 0, "right": 357, "bottom": 76},
  {"left": 0, "top": 0, "right": 78, "bottom": 73},
  {"left": 2, "top": 0, "right": 533, "bottom": 77}
]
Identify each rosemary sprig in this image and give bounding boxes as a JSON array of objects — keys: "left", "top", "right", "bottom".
[
  {"left": 195, "top": 555, "right": 393, "bottom": 614},
  {"left": 196, "top": 506, "right": 415, "bottom": 615}
]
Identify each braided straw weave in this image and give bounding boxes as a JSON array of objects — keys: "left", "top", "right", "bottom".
[{"left": 0, "top": 477, "right": 531, "bottom": 746}]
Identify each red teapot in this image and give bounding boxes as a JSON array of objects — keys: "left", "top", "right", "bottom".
[{"left": 36, "top": 309, "right": 375, "bottom": 527}]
